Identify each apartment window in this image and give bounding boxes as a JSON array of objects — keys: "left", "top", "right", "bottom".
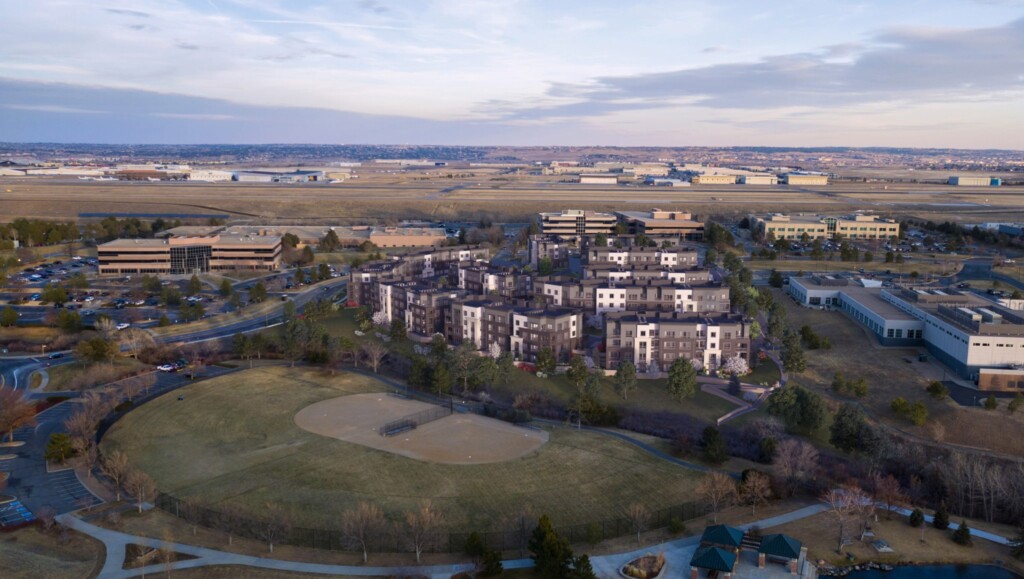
[{"left": 887, "top": 329, "right": 895, "bottom": 338}]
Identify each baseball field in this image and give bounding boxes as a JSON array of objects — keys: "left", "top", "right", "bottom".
[{"left": 101, "top": 366, "right": 702, "bottom": 532}]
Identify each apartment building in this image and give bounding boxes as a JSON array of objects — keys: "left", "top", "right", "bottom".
[
  {"left": 375, "top": 280, "right": 464, "bottom": 337},
  {"left": 603, "top": 312, "right": 749, "bottom": 372},
  {"left": 535, "top": 278, "right": 729, "bottom": 315},
  {"left": 455, "top": 264, "right": 532, "bottom": 301},
  {"left": 582, "top": 265, "right": 712, "bottom": 284},
  {"left": 447, "top": 299, "right": 582, "bottom": 363},
  {"left": 528, "top": 234, "right": 574, "bottom": 268},
  {"left": 615, "top": 210, "right": 705, "bottom": 240},
  {"left": 538, "top": 209, "right": 618, "bottom": 237},
  {"left": 348, "top": 246, "right": 489, "bottom": 306},
  {"left": 98, "top": 235, "right": 281, "bottom": 275},
  {"left": 753, "top": 213, "right": 900, "bottom": 241},
  {"left": 585, "top": 246, "right": 699, "bottom": 268}
]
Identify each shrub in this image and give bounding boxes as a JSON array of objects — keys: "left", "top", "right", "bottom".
[
  {"left": 909, "top": 508, "right": 924, "bottom": 527},
  {"left": 585, "top": 522, "right": 603, "bottom": 545},
  {"left": 668, "top": 517, "right": 687, "bottom": 536},
  {"left": 926, "top": 381, "right": 948, "bottom": 399},
  {"left": 952, "top": 521, "right": 973, "bottom": 546}
]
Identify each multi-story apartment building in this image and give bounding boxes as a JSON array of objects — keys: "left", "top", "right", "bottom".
[
  {"left": 538, "top": 209, "right": 618, "bottom": 237},
  {"left": 582, "top": 265, "right": 712, "bottom": 283},
  {"left": 603, "top": 312, "right": 750, "bottom": 372},
  {"left": 753, "top": 213, "right": 900, "bottom": 241},
  {"left": 348, "top": 246, "right": 489, "bottom": 306},
  {"left": 584, "top": 246, "right": 699, "bottom": 267},
  {"left": 455, "top": 264, "right": 533, "bottom": 301},
  {"left": 98, "top": 235, "right": 281, "bottom": 275},
  {"left": 535, "top": 278, "right": 729, "bottom": 315},
  {"left": 446, "top": 298, "right": 582, "bottom": 363},
  {"left": 528, "top": 234, "right": 574, "bottom": 268}
]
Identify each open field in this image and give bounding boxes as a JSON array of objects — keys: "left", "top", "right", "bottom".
[
  {"left": 770, "top": 289, "right": 1024, "bottom": 455},
  {"left": 0, "top": 526, "right": 104, "bottom": 579},
  {"left": 294, "top": 392, "right": 549, "bottom": 464},
  {"left": 770, "top": 510, "right": 1023, "bottom": 575},
  {"left": 3, "top": 178, "right": 1024, "bottom": 224},
  {"left": 103, "top": 366, "right": 704, "bottom": 532}
]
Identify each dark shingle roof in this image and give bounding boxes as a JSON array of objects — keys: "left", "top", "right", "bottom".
[
  {"left": 700, "top": 524, "right": 744, "bottom": 548},
  {"left": 690, "top": 545, "right": 736, "bottom": 573},
  {"left": 759, "top": 533, "right": 802, "bottom": 559}
]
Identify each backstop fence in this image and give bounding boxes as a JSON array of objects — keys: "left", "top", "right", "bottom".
[
  {"left": 380, "top": 404, "right": 453, "bottom": 436},
  {"left": 155, "top": 492, "right": 712, "bottom": 554}
]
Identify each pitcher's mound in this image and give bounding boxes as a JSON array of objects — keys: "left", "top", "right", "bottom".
[{"left": 294, "top": 393, "right": 548, "bottom": 465}]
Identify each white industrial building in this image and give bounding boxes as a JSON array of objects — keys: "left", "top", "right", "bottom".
[
  {"left": 781, "top": 173, "right": 829, "bottom": 185},
  {"left": 739, "top": 174, "right": 779, "bottom": 185},
  {"left": 789, "top": 277, "right": 1024, "bottom": 389},
  {"left": 948, "top": 176, "right": 999, "bottom": 186},
  {"left": 578, "top": 173, "right": 620, "bottom": 185},
  {"left": 188, "top": 170, "right": 234, "bottom": 182}
]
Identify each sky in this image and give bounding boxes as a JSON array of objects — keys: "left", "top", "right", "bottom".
[{"left": 1, "top": 0, "right": 1023, "bottom": 147}]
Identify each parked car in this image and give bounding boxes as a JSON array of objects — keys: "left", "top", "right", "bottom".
[
  {"left": 48, "top": 352, "right": 64, "bottom": 359},
  {"left": 115, "top": 322, "right": 130, "bottom": 330},
  {"left": 157, "top": 364, "right": 176, "bottom": 372}
]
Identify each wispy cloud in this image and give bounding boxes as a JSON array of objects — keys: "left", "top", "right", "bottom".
[{"left": 4, "top": 103, "right": 108, "bottom": 114}]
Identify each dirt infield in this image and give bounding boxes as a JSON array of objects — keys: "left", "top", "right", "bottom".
[{"left": 294, "top": 393, "right": 548, "bottom": 465}]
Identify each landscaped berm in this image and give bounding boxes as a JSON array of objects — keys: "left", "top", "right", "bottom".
[{"left": 102, "top": 366, "right": 702, "bottom": 532}]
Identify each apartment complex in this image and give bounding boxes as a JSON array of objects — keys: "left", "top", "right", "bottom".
[
  {"left": 615, "top": 210, "right": 705, "bottom": 240},
  {"left": 535, "top": 278, "right": 729, "bottom": 315},
  {"left": 98, "top": 235, "right": 282, "bottom": 275},
  {"left": 538, "top": 209, "right": 618, "bottom": 236},
  {"left": 603, "top": 311, "right": 749, "bottom": 372},
  {"left": 789, "top": 277, "right": 1024, "bottom": 390},
  {"left": 446, "top": 300, "right": 582, "bottom": 363},
  {"left": 585, "top": 246, "right": 699, "bottom": 268},
  {"left": 753, "top": 213, "right": 900, "bottom": 241}
]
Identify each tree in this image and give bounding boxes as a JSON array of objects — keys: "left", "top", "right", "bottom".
[
  {"left": 952, "top": 521, "right": 973, "bottom": 546},
  {"left": 926, "top": 380, "right": 948, "bottom": 399},
  {"left": 101, "top": 450, "right": 130, "bottom": 501},
  {"left": 41, "top": 283, "right": 68, "bottom": 305},
  {"left": 1011, "top": 527, "right": 1024, "bottom": 559},
  {"left": 257, "top": 503, "right": 291, "bottom": 553},
  {"left": 740, "top": 471, "right": 773, "bottom": 516},
  {"left": 623, "top": 503, "right": 651, "bottom": 544},
  {"left": 667, "top": 357, "right": 697, "bottom": 401},
  {"left": 0, "top": 386, "right": 37, "bottom": 443},
  {"left": 181, "top": 498, "right": 204, "bottom": 537},
  {"left": 403, "top": 501, "right": 444, "bottom": 564},
  {"left": 697, "top": 471, "right": 737, "bottom": 524},
  {"left": 569, "top": 554, "right": 598, "bottom": 579},
  {"left": 232, "top": 333, "right": 255, "bottom": 367},
  {"left": 317, "top": 262, "right": 331, "bottom": 281},
  {"left": 389, "top": 318, "right": 407, "bottom": 342},
  {"left": 359, "top": 341, "right": 388, "bottom": 373},
  {"left": 126, "top": 469, "right": 157, "bottom": 513},
  {"left": 121, "top": 328, "right": 154, "bottom": 359},
  {"left": 451, "top": 340, "right": 477, "bottom": 390},
  {"left": 767, "top": 384, "right": 826, "bottom": 434},
  {"left": 984, "top": 395, "right": 998, "bottom": 410},
  {"left": 320, "top": 229, "right": 341, "bottom": 252},
  {"left": 279, "top": 319, "right": 308, "bottom": 366},
  {"left": 538, "top": 257, "right": 554, "bottom": 276},
  {"left": 933, "top": 501, "right": 950, "bottom": 530},
  {"left": 909, "top": 508, "right": 925, "bottom": 528},
  {"left": 496, "top": 352, "right": 515, "bottom": 386},
  {"left": 432, "top": 362, "right": 452, "bottom": 394},
  {"left": 873, "top": 473, "right": 907, "bottom": 519},
  {"left": 536, "top": 347, "right": 556, "bottom": 374},
  {"left": 187, "top": 274, "right": 203, "bottom": 296},
  {"left": 529, "top": 514, "right": 573, "bottom": 578},
  {"left": 1009, "top": 393, "right": 1024, "bottom": 415},
  {"left": 346, "top": 502, "right": 389, "bottom": 561},
  {"left": 614, "top": 361, "right": 637, "bottom": 400},
  {"left": 300, "top": 245, "right": 315, "bottom": 265},
  {"left": 219, "top": 278, "right": 233, "bottom": 297},
  {"left": 769, "top": 269, "right": 784, "bottom": 288},
  {"left": 700, "top": 426, "right": 729, "bottom": 465},
  {"left": 723, "top": 354, "right": 749, "bottom": 376},
  {"left": 830, "top": 403, "right": 874, "bottom": 454},
  {"left": 822, "top": 486, "right": 868, "bottom": 553},
  {"left": 0, "top": 306, "right": 17, "bottom": 327},
  {"left": 249, "top": 282, "right": 267, "bottom": 303},
  {"left": 44, "top": 433, "right": 75, "bottom": 464},
  {"left": 767, "top": 303, "right": 787, "bottom": 343},
  {"left": 781, "top": 329, "right": 806, "bottom": 373},
  {"left": 774, "top": 439, "right": 819, "bottom": 496}
]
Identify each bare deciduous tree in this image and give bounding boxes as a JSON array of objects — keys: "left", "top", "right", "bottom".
[
  {"left": 257, "top": 503, "right": 290, "bottom": 553},
  {"left": 740, "top": 471, "right": 773, "bottom": 516},
  {"left": 821, "top": 486, "right": 869, "bottom": 553},
  {"left": 121, "top": 328, "right": 154, "bottom": 359},
  {"left": 873, "top": 473, "right": 907, "bottom": 519},
  {"left": 216, "top": 504, "right": 245, "bottom": 546},
  {"left": 361, "top": 342, "right": 389, "bottom": 374},
  {"left": 0, "top": 386, "right": 37, "bottom": 442},
  {"left": 95, "top": 318, "right": 118, "bottom": 342},
  {"left": 100, "top": 450, "right": 130, "bottom": 501},
  {"left": 502, "top": 503, "right": 536, "bottom": 557},
  {"left": 773, "top": 438, "right": 820, "bottom": 496},
  {"left": 125, "top": 469, "right": 157, "bottom": 514},
  {"left": 181, "top": 498, "right": 204, "bottom": 537},
  {"left": 624, "top": 502, "right": 651, "bottom": 544},
  {"left": 161, "top": 529, "right": 176, "bottom": 578},
  {"left": 341, "top": 501, "right": 388, "bottom": 563},
  {"left": 697, "top": 472, "right": 738, "bottom": 524},
  {"left": 64, "top": 411, "right": 96, "bottom": 443},
  {"left": 402, "top": 500, "right": 445, "bottom": 563}
]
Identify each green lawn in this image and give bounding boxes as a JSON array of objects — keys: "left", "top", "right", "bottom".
[
  {"left": 745, "top": 357, "right": 781, "bottom": 386},
  {"left": 103, "top": 366, "right": 703, "bottom": 533}
]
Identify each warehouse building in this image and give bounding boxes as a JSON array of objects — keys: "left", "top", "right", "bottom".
[
  {"left": 753, "top": 213, "right": 899, "bottom": 241},
  {"left": 578, "top": 173, "right": 621, "bottom": 185},
  {"left": 739, "top": 174, "right": 779, "bottom": 185},
  {"left": 781, "top": 173, "right": 829, "bottom": 185},
  {"left": 691, "top": 174, "right": 737, "bottom": 185},
  {"left": 789, "top": 277, "right": 1024, "bottom": 389},
  {"left": 948, "top": 176, "right": 1000, "bottom": 186},
  {"left": 98, "top": 235, "right": 282, "bottom": 275},
  {"left": 187, "top": 170, "right": 234, "bottom": 182}
]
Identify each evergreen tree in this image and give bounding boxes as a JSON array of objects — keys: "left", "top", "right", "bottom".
[
  {"left": 568, "top": 554, "right": 598, "bottom": 579},
  {"left": 667, "top": 357, "right": 697, "bottom": 401},
  {"left": 700, "top": 426, "right": 729, "bottom": 465},
  {"left": 219, "top": 278, "right": 233, "bottom": 297},
  {"left": 933, "top": 501, "right": 950, "bottom": 530},
  {"left": 781, "top": 329, "right": 806, "bottom": 373},
  {"left": 529, "top": 515, "right": 573, "bottom": 578},
  {"left": 187, "top": 274, "right": 203, "bottom": 296},
  {"left": 952, "top": 521, "right": 972, "bottom": 546},
  {"left": 614, "top": 361, "right": 637, "bottom": 400},
  {"left": 909, "top": 508, "right": 924, "bottom": 527}
]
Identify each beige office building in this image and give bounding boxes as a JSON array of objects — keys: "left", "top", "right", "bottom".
[
  {"left": 753, "top": 214, "right": 899, "bottom": 241},
  {"left": 616, "top": 209, "right": 705, "bottom": 239},
  {"left": 691, "top": 174, "right": 737, "bottom": 185},
  {"left": 539, "top": 210, "right": 618, "bottom": 236},
  {"left": 98, "top": 235, "right": 282, "bottom": 275}
]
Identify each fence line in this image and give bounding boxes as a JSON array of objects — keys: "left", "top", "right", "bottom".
[
  {"left": 380, "top": 404, "right": 452, "bottom": 436},
  {"left": 155, "top": 492, "right": 711, "bottom": 554}
]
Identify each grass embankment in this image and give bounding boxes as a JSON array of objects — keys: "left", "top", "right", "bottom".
[
  {"left": 772, "top": 510, "right": 1023, "bottom": 575},
  {"left": 150, "top": 300, "right": 283, "bottom": 338},
  {"left": 44, "top": 357, "right": 150, "bottom": 392},
  {"left": 0, "top": 326, "right": 64, "bottom": 346},
  {"left": 0, "top": 526, "right": 104, "bottom": 579},
  {"left": 103, "top": 366, "right": 703, "bottom": 533},
  {"left": 769, "top": 289, "right": 1024, "bottom": 455}
]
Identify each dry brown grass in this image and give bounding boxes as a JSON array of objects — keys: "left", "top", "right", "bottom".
[
  {"left": 170, "top": 567, "right": 361, "bottom": 578},
  {"left": 770, "top": 510, "right": 1023, "bottom": 574},
  {"left": 0, "top": 525, "right": 104, "bottom": 579},
  {"left": 772, "top": 289, "right": 1024, "bottom": 455}
]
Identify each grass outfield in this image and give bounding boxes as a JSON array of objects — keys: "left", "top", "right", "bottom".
[
  {"left": 103, "top": 366, "right": 703, "bottom": 533},
  {"left": 0, "top": 526, "right": 103, "bottom": 579}
]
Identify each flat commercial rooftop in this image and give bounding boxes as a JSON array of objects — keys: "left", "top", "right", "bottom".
[{"left": 839, "top": 285, "right": 917, "bottom": 321}]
